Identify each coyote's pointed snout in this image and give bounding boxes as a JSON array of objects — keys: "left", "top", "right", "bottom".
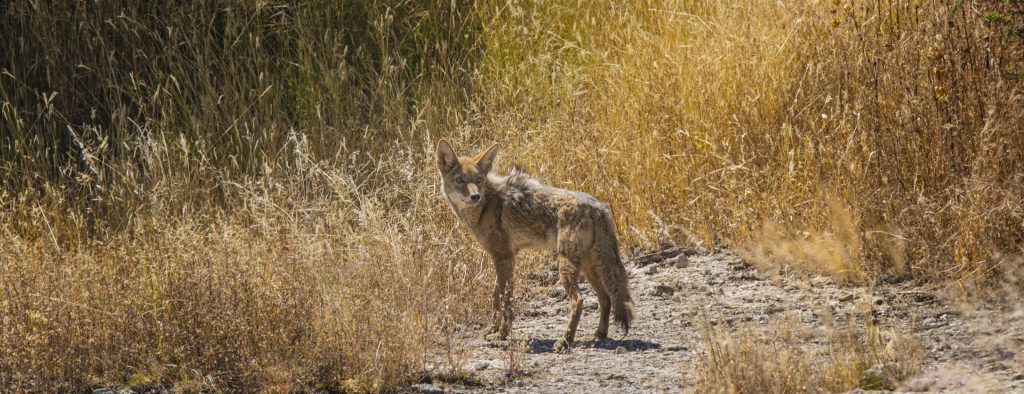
[{"left": 436, "top": 140, "right": 635, "bottom": 352}]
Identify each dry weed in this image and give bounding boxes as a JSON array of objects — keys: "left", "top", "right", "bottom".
[
  {"left": 695, "top": 308, "right": 923, "bottom": 393},
  {"left": 1, "top": 0, "right": 1021, "bottom": 391}
]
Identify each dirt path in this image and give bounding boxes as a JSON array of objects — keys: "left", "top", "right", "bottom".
[{"left": 416, "top": 249, "right": 1024, "bottom": 393}]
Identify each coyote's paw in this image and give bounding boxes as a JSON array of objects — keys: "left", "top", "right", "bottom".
[
  {"left": 484, "top": 331, "right": 508, "bottom": 342},
  {"left": 554, "top": 338, "right": 572, "bottom": 353}
]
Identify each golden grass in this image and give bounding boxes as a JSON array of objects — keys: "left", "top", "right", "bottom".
[
  {"left": 474, "top": 0, "right": 1023, "bottom": 285},
  {"left": 1, "top": 0, "right": 1022, "bottom": 391},
  {"left": 0, "top": 145, "right": 493, "bottom": 391},
  {"left": 695, "top": 308, "right": 923, "bottom": 393}
]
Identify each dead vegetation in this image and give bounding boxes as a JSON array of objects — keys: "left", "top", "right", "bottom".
[
  {"left": 696, "top": 307, "right": 924, "bottom": 393},
  {"left": 1, "top": 0, "right": 1022, "bottom": 391}
]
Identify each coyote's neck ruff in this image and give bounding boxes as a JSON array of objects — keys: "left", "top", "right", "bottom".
[
  {"left": 436, "top": 140, "right": 635, "bottom": 352},
  {"left": 449, "top": 169, "right": 555, "bottom": 247}
]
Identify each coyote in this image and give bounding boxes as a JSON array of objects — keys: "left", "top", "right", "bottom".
[{"left": 436, "top": 140, "right": 635, "bottom": 351}]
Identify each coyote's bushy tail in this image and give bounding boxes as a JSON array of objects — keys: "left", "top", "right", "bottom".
[{"left": 595, "top": 210, "right": 635, "bottom": 334}]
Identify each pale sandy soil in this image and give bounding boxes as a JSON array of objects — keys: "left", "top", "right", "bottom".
[{"left": 414, "top": 248, "right": 1024, "bottom": 393}]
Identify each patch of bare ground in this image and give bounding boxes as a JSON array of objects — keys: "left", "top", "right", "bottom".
[{"left": 416, "top": 248, "right": 1024, "bottom": 393}]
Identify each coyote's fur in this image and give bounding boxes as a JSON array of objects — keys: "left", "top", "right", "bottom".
[{"left": 436, "top": 140, "right": 635, "bottom": 351}]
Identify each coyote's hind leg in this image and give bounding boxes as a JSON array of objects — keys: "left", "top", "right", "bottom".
[{"left": 593, "top": 282, "right": 611, "bottom": 341}]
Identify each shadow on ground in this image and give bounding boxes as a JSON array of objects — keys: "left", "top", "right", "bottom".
[{"left": 528, "top": 338, "right": 661, "bottom": 353}]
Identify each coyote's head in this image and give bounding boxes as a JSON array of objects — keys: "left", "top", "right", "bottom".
[{"left": 436, "top": 140, "right": 499, "bottom": 210}]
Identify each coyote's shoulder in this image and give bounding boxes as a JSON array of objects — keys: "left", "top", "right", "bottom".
[
  {"left": 494, "top": 167, "right": 605, "bottom": 212},
  {"left": 436, "top": 140, "right": 635, "bottom": 352},
  {"left": 484, "top": 167, "right": 614, "bottom": 248}
]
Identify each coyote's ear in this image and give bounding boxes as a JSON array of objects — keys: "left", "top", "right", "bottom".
[
  {"left": 474, "top": 143, "right": 500, "bottom": 174},
  {"left": 436, "top": 140, "right": 459, "bottom": 173}
]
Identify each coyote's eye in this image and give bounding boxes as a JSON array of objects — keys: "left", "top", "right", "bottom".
[{"left": 456, "top": 177, "right": 464, "bottom": 184}]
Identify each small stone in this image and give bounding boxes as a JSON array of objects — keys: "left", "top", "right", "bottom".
[
  {"left": 646, "top": 265, "right": 659, "bottom": 275},
  {"left": 811, "top": 276, "right": 833, "bottom": 287},
  {"left": 469, "top": 360, "right": 492, "bottom": 371},
  {"left": 838, "top": 293, "right": 855, "bottom": 302},
  {"left": 615, "top": 346, "right": 627, "bottom": 354},
  {"left": 861, "top": 363, "right": 895, "bottom": 389},
  {"left": 653, "top": 284, "right": 675, "bottom": 297},
  {"left": 487, "top": 340, "right": 509, "bottom": 348},
  {"left": 988, "top": 363, "right": 1008, "bottom": 372},
  {"left": 410, "top": 383, "right": 445, "bottom": 394},
  {"left": 922, "top": 316, "right": 948, "bottom": 329},
  {"left": 92, "top": 390, "right": 135, "bottom": 394},
  {"left": 671, "top": 254, "right": 689, "bottom": 268}
]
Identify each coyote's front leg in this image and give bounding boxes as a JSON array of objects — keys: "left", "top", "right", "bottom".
[
  {"left": 553, "top": 256, "right": 583, "bottom": 352},
  {"left": 485, "top": 253, "right": 514, "bottom": 341},
  {"left": 483, "top": 284, "right": 501, "bottom": 337}
]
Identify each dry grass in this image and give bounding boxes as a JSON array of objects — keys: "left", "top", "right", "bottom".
[
  {"left": 695, "top": 308, "right": 924, "bottom": 393},
  {"left": 0, "top": 144, "right": 492, "bottom": 392},
  {"left": 1, "top": 0, "right": 1022, "bottom": 391},
  {"left": 472, "top": 0, "right": 1023, "bottom": 286}
]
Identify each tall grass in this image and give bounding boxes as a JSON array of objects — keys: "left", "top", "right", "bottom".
[
  {"left": 472, "top": 0, "right": 1023, "bottom": 284},
  {"left": 1, "top": 0, "right": 1022, "bottom": 391},
  {"left": 2, "top": 1, "right": 491, "bottom": 391},
  {"left": 695, "top": 308, "right": 923, "bottom": 392}
]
